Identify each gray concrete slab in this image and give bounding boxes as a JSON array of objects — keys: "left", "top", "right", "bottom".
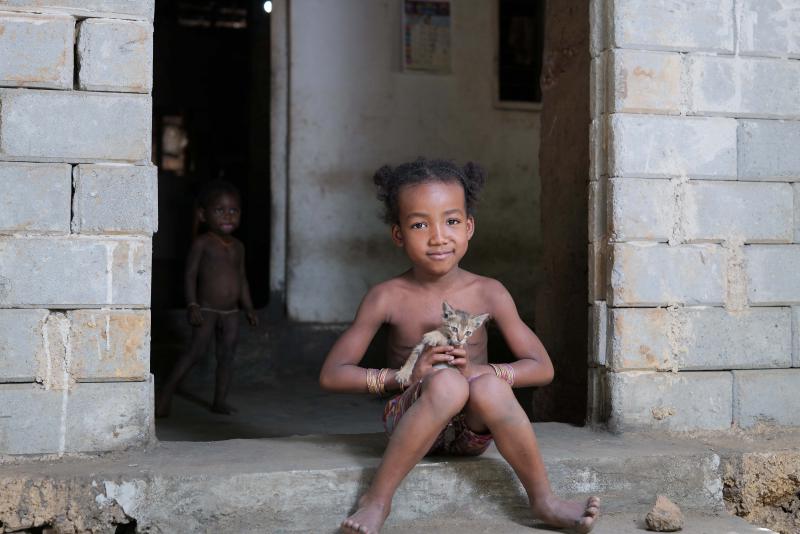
[
  {"left": 383, "top": 513, "right": 776, "bottom": 534},
  {"left": 1, "top": 423, "right": 761, "bottom": 532}
]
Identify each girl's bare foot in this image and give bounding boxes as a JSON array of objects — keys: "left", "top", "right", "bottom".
[
  {"left": 340, "top": 496, "right": 390, "bottom": 534},
  {"left": 532, "top": 495, "right": 600, "bottom": 533}
]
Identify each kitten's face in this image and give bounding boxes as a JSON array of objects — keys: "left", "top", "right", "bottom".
[{"left": 441, "top": 302, "right": 489, "bottom": 346}]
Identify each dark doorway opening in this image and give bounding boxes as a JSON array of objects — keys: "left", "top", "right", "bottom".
[{"left": 151, "top": 0, "right": 271, "bottom": 312}]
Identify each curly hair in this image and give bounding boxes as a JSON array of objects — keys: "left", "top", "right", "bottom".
[{"left": 373, "top": 158, "right": 487, "bottom": 224}]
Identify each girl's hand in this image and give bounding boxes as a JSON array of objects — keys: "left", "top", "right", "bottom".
[
  {"left": 410, "top": 345, "right": 455, "bottom": 384},
  {"left": 188, "top": 305, "right": 203, "bottom": 326},
  {"left": 246, "top": 310, "right": 259, "bottom": 326},
  {"left": 446, "top": 347, "right": 476, "bottom": 379}
]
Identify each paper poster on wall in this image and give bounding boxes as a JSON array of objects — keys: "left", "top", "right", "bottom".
[{"left": 403, "top": 0, "right": 451, "bottom": 73}]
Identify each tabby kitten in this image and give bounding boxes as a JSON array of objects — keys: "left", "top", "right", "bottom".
[{"left": 395, "top": 302, "right": 490, "bottom": 387}]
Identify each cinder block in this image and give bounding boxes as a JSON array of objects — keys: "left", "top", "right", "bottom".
[
  {"left": 588, "top": 178, "right": 607, "bottom": 243},
  {"left": 689, "top": 56, "right": 800, "bottom": 119},
  {"left": 739, "top": 0, "right": 800, "bottom": 59},
  {"left": 608, "top": 307, "right": 792, "bottom": 371},
  {"left": 590, "top": 53, "right": 606, "bottom": 119},
  {"left": 746, "top": 245, "right": 800, "bottom": 305},
  {"left": 588, "top": 301, "right": 608, "bottom": 366},
  {"left": 0, "top": 0, "right": 154, "bottom": 20},
  {"left": 608, "top": 178, "right": 674, "bottom": 242},
  {"left": 609, "top": 114, "right": 737, "bottom": 179},
  {"left": 72, "top": 164, "right": 157, "bottom": 235},
  {"left": 68, "top": 309, "right": 150, "bottom": 381},
  {"left": 0, "top": 13, "right": 73, "bottom": 89},
  {"left": 0, "top": 163, "right": 71, "bottom": 234},
  {"left": 0, "top": 309, "right": 48, "bottom": 381},
  {"left": 0, "top": 237, "right": 151, "bottom": 307},
  {"left": 0, "top": 89, "right": 151, "bottom": 163},
  {"left": 77, "top": 19, "right": 153, "bottom": 93},
  {"left": 795, "top": 184, "right": 800, "bottom": 243},
  {"left": 608, "top": 371, "right": 733, "bottom": 432},
  {"left": 612, "top": 0, "right": 735, "bottom": 53},
  {"left": 794, "top": 307, "right": 800, "bottom": 367},
  {"left": 588, "top": 242, "right": 607, "bottom": 303},
  {"left": 609, "top": 49, "right": 683, "bottom": 114},
  {"left": 590, "top": 119, "right": 607, "bottom": 180},
  {"left": 684, "top": 181, "right": 793, "bottom": 243},
  {"left": 609, "top": 243, "right": 726, "bottom": 306},
  {"left": 589, "top": 0, "right": 607, "bottom": 58},
  {"left": 0, "top": 384, "right": 63, "bottom": 454},
  {"left": 110, "top": 239, "right": 152, "bottom": 306},
  {"left": 734, "top": 369, "right": 800, "bottom": 427},
  {"left": 64, "top": 379, "right": 153, "bottom": 452},
  {"left": 586, "top": 367, "right": 608, "bottom": 426},
  {"left": 739, "top": 120, "right": 800, "bottom": 181}
]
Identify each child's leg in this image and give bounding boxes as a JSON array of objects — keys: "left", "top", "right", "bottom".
[
  {"left": 462, "top": 374, "right": 600, "bottom": 533},
  {"left": 155, "top": 313, "right": 217, "bottom": 417},
  {"left": 341, "top": 368, "right": 469, "bottom": 534},
  {"left": 211, "top": 312, "right": 240, "bottom": 414}
]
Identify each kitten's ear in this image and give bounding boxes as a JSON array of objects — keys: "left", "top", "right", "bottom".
[
  {"left": 471, "top": 313, "right": 490, "bottom": 329},
  {"left": 442, "top": 301, "right": 454, "bottom": 318}
]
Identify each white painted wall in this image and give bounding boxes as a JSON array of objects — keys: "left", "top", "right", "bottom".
[{"left": 286, "top": 0, "right": 541, "bottom": 322}]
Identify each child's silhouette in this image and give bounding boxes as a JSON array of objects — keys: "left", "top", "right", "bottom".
[{"left": 156, "top": 180, "right": 258, "bottom": 418}]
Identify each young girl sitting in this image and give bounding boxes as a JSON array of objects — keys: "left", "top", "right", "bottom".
[
  {"left": 319, "top": 158, "right": 599, "bottom": 533},
  {"left": 156, "top": 180, "right": 258, "bottom": 417}
]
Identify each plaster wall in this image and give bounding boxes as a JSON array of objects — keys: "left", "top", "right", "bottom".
[{"left": 285, "top": 0, "right": 542, "bottom": 322}]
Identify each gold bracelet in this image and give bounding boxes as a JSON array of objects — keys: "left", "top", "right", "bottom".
[
  {"left": 377, "top": 367, "right": 389, "bottom": 396},
  {"left": 366, "top": 368, "right": 378, "bottom": 395},
  {"left": 366, "top": 368, "right": 391, "bottom": 396},
  {"left": 490, "top": 363, "right": 514, "bottom": 387}
]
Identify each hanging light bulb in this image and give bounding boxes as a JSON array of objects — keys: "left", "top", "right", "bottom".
[{"left": 263, "top": 1, "right": 272, "bottom": 13}]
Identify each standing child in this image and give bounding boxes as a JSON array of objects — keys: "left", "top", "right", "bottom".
[
  {"left": 156, "top": 180, "right": 258, "bottom": 417},
  {"left": 319, "top": 159, "right": 600, "bottom": 533}
]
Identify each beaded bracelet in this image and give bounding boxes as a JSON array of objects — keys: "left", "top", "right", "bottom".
[{"left": 490, "top": 363, "right": 515, "bottom": 387}]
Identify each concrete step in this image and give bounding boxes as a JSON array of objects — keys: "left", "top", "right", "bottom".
[
  {"left": 381, "top": 513, "right": 776, "bottom": 533},
  {"left": 1, "top": 423, "right": 794, "bottom": 533}
]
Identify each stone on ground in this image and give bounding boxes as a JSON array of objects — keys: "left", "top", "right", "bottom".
[{"left": 646, "top": 495, "right": 685, "bottom": 532}]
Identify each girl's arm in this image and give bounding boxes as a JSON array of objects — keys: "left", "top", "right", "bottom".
[
  {"left": 485, "top": 279, "right": 555, "bottom": 388},
  {"left": 237, "top": 243, "right": 258, "bottom": 325},
  {"left": 319, "top": 284, "right": 391, "bottom": 393}
]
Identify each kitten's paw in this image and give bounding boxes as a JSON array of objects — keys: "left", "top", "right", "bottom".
[{"left": 395, "top": 366, "right": 412, "bottom": 386}]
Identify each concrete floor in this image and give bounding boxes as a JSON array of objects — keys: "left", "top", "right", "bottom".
[
  {"left": 155, "top": 377, "right": 386, "bottom": 441},
  {"left": 5, "top": 424, "right": 795, "bottom": 532}
]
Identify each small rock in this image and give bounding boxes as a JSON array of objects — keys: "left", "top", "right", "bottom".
[{"left": 645, "top": 495, "right": 684, "bottom": 532}]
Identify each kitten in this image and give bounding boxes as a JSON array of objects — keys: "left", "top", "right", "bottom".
[{"left": 395, "top": 302, "right": 490, "bottom": 387}]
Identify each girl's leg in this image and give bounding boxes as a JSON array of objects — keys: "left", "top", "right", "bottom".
[
  {"left": 211, "top": 312, "right": 240, "bottom": 414},
  {"left": 463, "top": 374, "right": 600, "bottom": 533},
  {"left": 155, "top": 313, "right": 217, "bottom": 417},
  {"left": 341, "top": 368, "right": 469, "bottom": 534}
]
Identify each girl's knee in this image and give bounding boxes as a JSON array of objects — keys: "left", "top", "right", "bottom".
[
  {"left": 423, "top": 368, "right": 469, "bottom": 410},
  {"left": 467, "top": 373, "right": 514, "bottom": 412}
]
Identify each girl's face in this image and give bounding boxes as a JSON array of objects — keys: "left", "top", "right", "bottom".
[
  {"left": 201, "top": 192, "right": 241, "bottom": 235},
  {"left": 391, "top": 180, "right": 474, "bottom": 278}
]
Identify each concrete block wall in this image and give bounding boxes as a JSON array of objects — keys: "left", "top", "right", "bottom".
[
  {"left": 589, "top": 0, "right": 800, "bottom": 432},
  {"left": 0, "top": 1, "right": 155, "bottom": 456}
]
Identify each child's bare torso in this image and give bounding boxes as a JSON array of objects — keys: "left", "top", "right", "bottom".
[
  {"left": 382, "top": 271, "right": 491, "bottom": 370},
  {"left": 196, "top": 234, "right": 244, "bottom": 310}
]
